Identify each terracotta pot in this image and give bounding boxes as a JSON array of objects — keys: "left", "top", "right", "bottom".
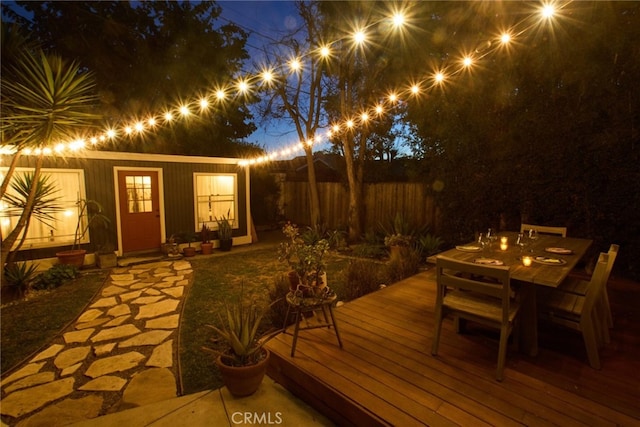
[
  {"left": 183, "top": 246, "right": 196, "bottom": 257},
  {"left": 201, "top": 242, "right": 213, "bottom": 255},
  {"left": 215, "top": 349, "right": 270, "bottom": 397},
  {"left": 56, "top": 249, "right": 87, "bottom": 268},
  {"left": 287, "top": 271, "right": 300, "bottom": 291}
]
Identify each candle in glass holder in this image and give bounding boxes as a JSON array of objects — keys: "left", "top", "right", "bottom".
[
  {"left": 522, "top": 256, "right": 532, "bottom": 267},
  {"left": 500, "top": 236, "right": 508, "bottom": 244},
  {"left": 500, "top": 242, "right": 508, "bottom": 251}
]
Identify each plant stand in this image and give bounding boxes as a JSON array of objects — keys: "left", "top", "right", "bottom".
[{"left": 282, "top": 291, "right": 342, "bottom": 357}]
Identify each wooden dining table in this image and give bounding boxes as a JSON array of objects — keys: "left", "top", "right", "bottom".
[{"left": 436, "top": 232, "right": 593, "bottom": 356}]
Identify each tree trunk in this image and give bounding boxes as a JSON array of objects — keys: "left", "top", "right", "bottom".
[
  {"left": 1, "top": 154, "right": 44, "bottom": 287},
  {"left": 303, "top": 145, "right": 321, "bottom": 227}
]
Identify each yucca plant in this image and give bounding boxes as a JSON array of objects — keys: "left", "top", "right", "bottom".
[{"left": 1, "top": 40, "right": 100, "bottom": 285}]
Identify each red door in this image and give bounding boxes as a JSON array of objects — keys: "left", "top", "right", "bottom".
[{"left": 118, "top": 170, "right": 161, "bottom": 253}]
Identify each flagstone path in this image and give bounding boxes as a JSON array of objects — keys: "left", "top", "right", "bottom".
[{"left": 0, "top": 260, "right": 193, "bottom": 427}]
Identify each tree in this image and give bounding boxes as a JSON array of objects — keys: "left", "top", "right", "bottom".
[
  {"left": 319, "top": 1, "right": 409, "bottom": 241},
  {"left": 255, "top": 1, "right": 329, "bottom": 227},
  {"left": 1, "top": 42, "right": 100, "bottom": 286},
  {"left": 3, "top": 1, "right": 257, "bottom": 157}
]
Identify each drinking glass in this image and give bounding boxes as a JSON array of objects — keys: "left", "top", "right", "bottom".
[{"left": 516, "top": 233, "right": 527, "bottom": 253}]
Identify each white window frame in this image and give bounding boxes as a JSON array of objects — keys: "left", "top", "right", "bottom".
[
  {"left": 0, "top": 167, "right": 87, "bottom": 249},
  {"left": 193, "top": 173, "right": 238, "bottom": 232}
]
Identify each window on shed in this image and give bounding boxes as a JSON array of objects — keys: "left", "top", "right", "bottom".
[
  {"left": 0, "top": 168, "right": 87, "bottom": 249},
  {"left": 194, "top": 173, "right": 236, "bottom": 230}
]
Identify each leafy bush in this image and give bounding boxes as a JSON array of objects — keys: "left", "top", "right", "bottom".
[
  {"left": 385, "top": 246, "right": 422, "bottom": 283},
  {"left": 352, "top": 230, "right": 386, "bottom": 259},
  {"left": 4, "top": 262, "right": 40, "bottom": 296},
  {"left": 33, "top": 264, "right": 78, "bottom": 290},
  {"left": 268, "top": 273, "right": 292, "bottom": 329},
  {"left": 344, "top": 259, "right": 387, "bottom": 301}
]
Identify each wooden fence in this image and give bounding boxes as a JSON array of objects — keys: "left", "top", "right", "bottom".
[{"left": 279, "top": 181, "right": 439, "bottom": 233}]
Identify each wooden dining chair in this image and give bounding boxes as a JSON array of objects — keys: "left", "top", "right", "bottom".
[
  {"left": 559, "top": 244, "right": 619, "bottom": 330},
  {"left": 431, "top": 256, "right": 520, "bottom": 381},
  {"left": 538, "top": 253, "right": 609, "bottom": 369},
  {"left": 520, "top": 223, "right": 567, "bottom": 237}
]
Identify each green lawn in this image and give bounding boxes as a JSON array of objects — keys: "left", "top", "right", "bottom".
[
  {"left": 179, "top": 248, "right": 351, "bottom": 394},
  {"left": 0, "top": 270, "right": 108, "bottom": 375}
]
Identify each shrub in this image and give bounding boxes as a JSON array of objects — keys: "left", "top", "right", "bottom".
[
  {"left": 344, "top": 259, "right": 386, "bottom": 301},
  {"left": 268, "top": 273, "right": 293, "bottom": 329},
  {"left": 4, "top": 262, "right": 39, "bottom": 297},
  {"left": 385, "top": 246, "right": 421, "bottom": 283},
  {"left": 33, "top": 264, "right": 78, "bottom": 290}
]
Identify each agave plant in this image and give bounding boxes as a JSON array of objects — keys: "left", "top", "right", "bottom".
[{"left": 204, "top": 286, "right": 279, "bottom": 366}]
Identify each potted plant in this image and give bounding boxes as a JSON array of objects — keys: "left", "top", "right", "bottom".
[
  {"left": 56, "top": 199, "right": 110, "bottom": 267},
  {"left": 203, "top": 288, "right": 279, "bottom": 397},
  {"left": 215, "top": 211, "right": 233, "bottom": 252},
  {"left": 278, "top": 222, "right": 330, "bottom": 296},
  {"left": 162, "top": 234, "right": 180, "bottom": 256},
  {"left": 181, "top": 231, "right": 197, "bottom": 257},
  {"left": 382, "top": 213, "right": 417, "bottom": 261},
  {"left": 200, "top": 224, "right": 213, "bottom": 255}
]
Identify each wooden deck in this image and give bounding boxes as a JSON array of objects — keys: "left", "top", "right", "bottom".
[{"left": 266, "top": 268, "right": 640, "bottom": 426}]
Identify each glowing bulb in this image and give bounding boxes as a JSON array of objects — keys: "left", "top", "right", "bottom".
[
  {"left": 388, "top": 93, "right": 398, "bottom": 102},
  {"left": 90, "top": 137, "right": 98, "bottom": 145},
  {"left": 179, "top": 105, "right": 190, "bottom": 116},
  {"left": 43, "top": 147, "right": 52, "bottom": 155},
  {"left": 411, "top": 85, "right": 420, "bottom": 94},
  {"left": 500, "top": 33, "right": 511, "bottom": 44},
  {"left": 106, "top": 129, "right": 116, "bottom": 139},
  {"left": 289, "top": 59, "right": 301, "bottom": 72},
  {"left": 320, "top": 46, "right": 330, "bottom": 57},
  {"left": 346, "top": 120, "right": 354, "bottom": 128},
  {"left": 262, "top": 71, "right": 273, "bottom": 83},
  {"left": 361, "top": 113, "right": 369, "bottom": 121},
  {"left": 125, "top": 126, "right": 133, "bottom": 135},
  {"left": 164, "top": 112, "right": 173, "bottom": 122},
  {"left": 148, "top": 118, "right": 156, "bottom": 126},
  {"left": 237, "top": 80, "right": 249, "bottom": 93},
  {"left": 541, "top": 4, "right": 555, "bottom": 19},
  {"left": 332, "top": 124, "right": 340, "bottom": 132},
  {"left": 306, "top": 139, "right": 313, "bottom": 146},
  {"left": 354, "top": 30, "right": 366, "bottom": 45},
  {"left": 462, "top": 56, "right": 473, "bottom": 67},
  {"left": 199, "top": 98, "right": 209, "bottom": 109},
  {"left": 434, "top": 72, "right": 445, "bottom": 83},
  {"left": 216, "top": 90, "right": 226, "bottom": 100},
  {"left": 375, "top": 105, "right": 384, "bottom": 114},
  {"left": 55, "top": 144, "right": 65, "bottom": 152},
  {"left": 135, "top": 122, "right": 144, "bottom": 132},
  {"left": 392, "top": 13, "right": 405, "bottom": 28}
]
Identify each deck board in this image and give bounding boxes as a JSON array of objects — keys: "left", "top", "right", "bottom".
[{"left": 266, "top": 269, "right": 640, "bottom": 426}]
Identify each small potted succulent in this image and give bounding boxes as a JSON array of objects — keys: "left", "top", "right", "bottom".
[
  {"left": 200, "top": 224, "right": 213, "bottom": 255},
  {"left": 215, "top": 211, "right": 233, "bottom": 251},
  {"left": 181, "top": 231, "right": 197, "bottom": 257}
]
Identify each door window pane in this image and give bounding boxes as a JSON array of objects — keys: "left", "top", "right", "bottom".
[{"left": 126, "top": 175, "right": 153, "bottom": 213}]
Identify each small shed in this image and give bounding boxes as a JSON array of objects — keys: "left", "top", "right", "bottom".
[{"left": 1, "top": 150, "right": 252, "bottom": 265}]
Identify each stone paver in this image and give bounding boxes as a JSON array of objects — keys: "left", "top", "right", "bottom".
[{"left": 0, "top": 260, "right": 192, "bottom": 426}]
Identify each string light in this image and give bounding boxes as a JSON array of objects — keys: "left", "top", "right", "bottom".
[{"left": 4, "top": 4, "right": 565, "bottom": 163}]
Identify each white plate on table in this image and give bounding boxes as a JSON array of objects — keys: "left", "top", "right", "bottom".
[
  {"left": 545, "top": 247, "right": 573, "bottom": 255},
  {"left": 473, "top": 258, "right": 504, "bottom": 266},
  {"left": 533, "top": 256, "right": 567, "bottom": 265},
  {"left": 456, "top": 245, "right": 483, "bottom": 253}
]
